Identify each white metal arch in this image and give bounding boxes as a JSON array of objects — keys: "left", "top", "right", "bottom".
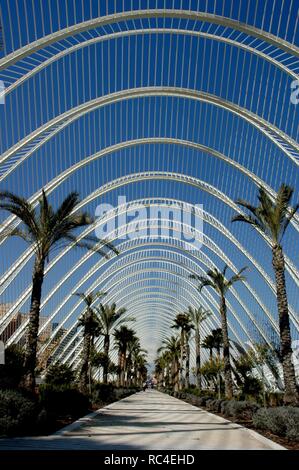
[
  {"left": 3, "top": 217, "right": 280, "bottom": 346},
  {"left": 1, "top": 170, "right": 298, "bottom": 331},
  {"left": 1, "top": 88, "right": 298, "bottom": 181},
  {"left": 36, "top": 245, "right": 273, "bottom": 364},
  {"left": 2, "top": 27, "right": 297, "bottom": 100},
  {"left": 1, "top": 9, "right": 297, "bottom": 71}
]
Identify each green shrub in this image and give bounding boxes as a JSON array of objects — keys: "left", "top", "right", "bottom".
[
  {"left": 39, "top": 384, "right": 90, "bottom": 418},
  {"left": 0, "top": 389, "right": 37, "bottom": 437},
  {"left": 0, "top": 345, "right": 25, "bottom": 389},
  {"left": 45, "top": 362, "right": 75, "bottom": 387},
  {"left": 92, "top": 383, "right": 116, "bottom": 404},
  {"left": 197, "top": 396, "right": 214, "bottom": 407},
  {"left": 206, "top": 399, "right": 226, "bottom": 413},
  {"left": 253, "top": 407, "right": 299, "bottom": 441},
  {"left": 221, "top": 400, "right": 259, "bottom": 420},
  {"left": 266, "top": 392, "right": 284, "bottom": 407}
]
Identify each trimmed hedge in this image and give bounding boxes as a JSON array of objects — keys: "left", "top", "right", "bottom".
[
  {"left": 253, "top": 407, "right": 299, "bottom": 441},
  {"left": 0, "top": 389, "right": 37, "bottom": 437}
]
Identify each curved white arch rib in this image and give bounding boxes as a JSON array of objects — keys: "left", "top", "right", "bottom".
[
  {"left": 36, "top": 249, "right": 221, "bottom": 360},
  {"left": 15, "top": 234, "right": 263, "bottom": 357},
  {"left": 51, "top": 274, "right": 219, "bottom": 367},
  {"left": 1, "top": 9, "right": 297, "bottom": 71},
  {"left": 65, "top": 312, "right": 211, "bottom": 370},
  {"left": 31, "top": 230, "right": 277, "bottom": 364},
  {"left": 0, "top": 178, "right": 297, "bottom": 344},
  {"left": 40, "top": 250, "right": 274, "bottom": 361},
  {"left": 56, "top": 261, "right": 246, "bottom": 367},
  {"left": 3, "top": 217, "right": 280, "bottom": 347},
  {"left": 65, "top": 304, "right": 214, "bottom": 369},
  {"left": 0, "top": 198, "right": 277, "bottom": 311},
  {"left": 1, "top": 88, "right": 298, "bottom": 181},
  {"left": 4, "top": 165, "right": 297, "bottom": 296},
  {"left": 60, "top": 263, "right": 260, "bottom": 366},
  {"left": 2, "top": 27, "right": 297, "bottom": 99}
]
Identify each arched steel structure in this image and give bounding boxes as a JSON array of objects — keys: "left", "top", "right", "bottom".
[{"left": 0, "top": 1, "right": 298, "bottom": 378}]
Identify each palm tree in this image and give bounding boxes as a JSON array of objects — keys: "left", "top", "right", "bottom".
[
  {"left": 158, "top": 336, "right": 181, "bottom": 391},
  {"left": 232, "top": 184, "right": 298, "bottom": 405},
  {"left": 96, "top": 303, "right": 134, "bottom": 383},
  {"left": 187, "top": 306, "right": 212, "bottom": 389},
  {"left": 131, "top": 348, "right": 148, "bottom": 387},
  {"left": 200, "top": 357, "right": 224, "bottom": 392},
  {"left": 171, "top": 313, "right": 193, "bottom": 390},
  {"left": 210, "top": 328, "right": 223, "bottom": 357},
  {"left": 191, "top": 265, "right": 247, "bottom": 399},
  {"left": 185, "top": 329, "right": 191, "bottom": 389},
  {"left": 76, "top": 291, "right": 105, "bottom": 393},
  {"left": 114, "top": 326, "right": 136, "bottom": 387},
  {"left": 202, "top": 335, "right": 215, "bottom": 360},
  {"left": 210, "top": 328, "right": 223, "bottom": 398},
  {"left": 0, "top": 190, "right": 117, "bottom": 391},
  {"left": 126, "top": 336, "right": 146, "bottom": 387}
]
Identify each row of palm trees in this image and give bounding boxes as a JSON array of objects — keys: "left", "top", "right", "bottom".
[
  {"left": 155, "top": 184, "right": 299, "bottom": 405},
  {"left": 0, "top": 184, "right": 298, "bottom": 403},
  {"left": 0, "top": 190, "right": 120, "bottom": 391},
  {"left": 73, "top": 292, "right": 147, "bottom": 392}
]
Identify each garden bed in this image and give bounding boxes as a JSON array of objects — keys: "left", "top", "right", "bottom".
[{"left": 163, "top": 390, "right": 299, "bottom": 450}]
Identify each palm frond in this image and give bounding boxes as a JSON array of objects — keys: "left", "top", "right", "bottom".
[
  {"left": 231, "top": 214, "right": 265, "bottom": 232},
  {"left": 280, "top": 203, "right": 299, "bottom": 242}
]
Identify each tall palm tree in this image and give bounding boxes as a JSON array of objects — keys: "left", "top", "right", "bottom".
[
  {"left": 232, "top": 184, "right": 298, "bottom": 405},
  {"left": 187, "top": 306, "right": 212, "bottom": 389},
  {"left": 210, "top": 328, "right": 223, "bottom": 357},
  {"left": 75, "top": 291, "right": 105, "bottom": 393},
  {"left": 126, "top": 337, "right": 146, "bottom": 387},
  {"left": 171, "top": 313, "right": 193, "bottom": 390},
  {"left": 96, "top": 303, "right": 134, "bottom": 383},
  {"left": 158, "top": 336, "right": 181, "bottom": 391},
  {"left": 191, "top": 265, "right": 247, "bottom": 399},
  {"left": 185, "top": 329, "right": 191, "bottom": 389},
  {"left": 0, "top": 190, "right": 117, "bottom": 391},
  {"left": 131, "top": 347, "right": 148, "bottom": 387},
  {"left": 202, "top": 335, "right": 215, "bottom": 360},
  {"left": 114, "top": 326, "right": 136, "bottom": 387},
  {"left": 210, "top": 328, "right": 223, "bottom": 398}
]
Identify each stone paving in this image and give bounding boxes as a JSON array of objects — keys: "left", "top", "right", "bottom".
[{"left": 0, "top": 390, "right": 284, "bottom": 450}]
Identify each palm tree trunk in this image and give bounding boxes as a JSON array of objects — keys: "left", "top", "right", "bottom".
[
  {"left": 23, "top": 256, "right": 45, "bottom": 391},
  {"left": 120, "top": 351, "right": 126, "bottom": 387},
  {"left": 272, "top": 245, "right": 298, "bottom": 405},
  {"left": 117, "top": 351, "right": 122, "bottom": 387},
  {"left": 217, "top": 347, "right": 221, "bottom": 399},
  {"left": 174, "top": 358, "right": 179, "bottom": 392},
  {"left": 185, "top": 342, "right": 190, "bottom": 389},
  {"left": 220, "top": 295, "right": 233, "bottom": 399},
  {"left": 195, "top": 329, "right": 201, "bottom": 389},
  {"left": 79, "top": 329, "right": 91, "bottom": 393},
  {"left": 179, "top": 331, "right": 185, "bottom": 390},
  {"left": 103, "top": 334, "right": 110, "bottom": 384}
]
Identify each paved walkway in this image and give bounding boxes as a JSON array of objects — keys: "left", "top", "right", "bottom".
[{"left": 0, "top": 390, "right": 284, "bottom": 450}]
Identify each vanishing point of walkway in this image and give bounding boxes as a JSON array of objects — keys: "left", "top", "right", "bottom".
[{"left": 0, "top": 390, "right": 284, "bottom": 450}]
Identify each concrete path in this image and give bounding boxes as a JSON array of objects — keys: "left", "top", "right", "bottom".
[{"left": 0, "top": 390, "right": 284, "bottom": 450}]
